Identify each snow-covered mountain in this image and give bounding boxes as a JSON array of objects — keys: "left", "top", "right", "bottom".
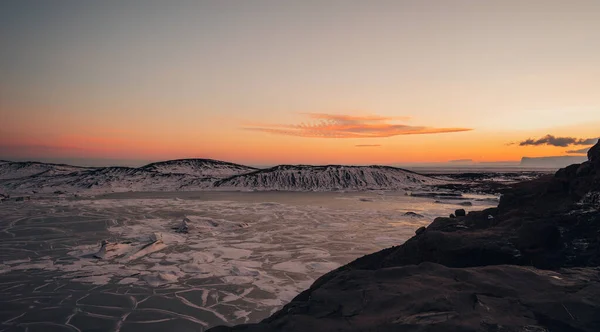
[
  {"left": 0, "top": 160, "right": 445, "bottom": 194},
  {"left": 141, "top": 159, "right": 256, "bottom": 178},
  {"left": 0, "top": 159, "right": 253, "bottom": 194},
  {"left": 0, "top": 161, "right": 89, "bottom": 180},
  {"left": 214, "top": 165, "right": 445, "bottom": 191},
  {"left": 0, "top": 166, "right": 202, "bottom": 194}
]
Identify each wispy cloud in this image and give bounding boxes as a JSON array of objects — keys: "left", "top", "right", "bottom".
[
  {"left": 565, "top": 147, "right": 591, "bottom": 154},
  {"left": 355, "top": 144, "right": 381, "bottom": 147},
  {"left": 244, "top": 113, "right": 471, "bottom": 138},
  {"left": 304, "top": 113, "right": 410, "bottom": 122},
  {"left": 517, "top": 135, "right": 598, "bottom": 147}
]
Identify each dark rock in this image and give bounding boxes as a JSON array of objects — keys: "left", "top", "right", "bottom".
[
  {"left": 556, "top": 163, "right": 580, "bottom": 179},
  {"left": 211, "top": 264, "right": 600, "bottom": 332},
  {"left": 581, "top": 192, "right": 600, "bottom": 210},
  {"left": 403, "top": 212, "right": 424, "bottom": 218},
  {"left": 454, "top": 209, "right": 466, "bottom": 217},
  {"left": 588, "top": 139, "right": 600, "bottom": 165},
  {"left": 427, "top": 217, "right": 467, "bottom": 232},
  {"left": 449, "top": 213, "right": 455, "bottom": 218},
  {"left": 415, "top": 226, "right": 426, "bottom": 235},
  {"left": 577, "top": 161, "right": 593, "bottom": 176},
  {"left": 176, "top": 219, "right": 189, "bottom": 233}
]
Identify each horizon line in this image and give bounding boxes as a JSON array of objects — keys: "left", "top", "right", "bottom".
[{"left": 1, "top": 155, "right": 584, "bottom": 169}]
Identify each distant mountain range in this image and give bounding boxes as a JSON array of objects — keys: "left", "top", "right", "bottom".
[{"left": 0, "top": 159, "right": 443, "bottom": 194}]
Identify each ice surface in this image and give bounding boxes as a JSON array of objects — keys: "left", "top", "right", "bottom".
[{"left": 0, "top": 191, "right": 497, "bottom": 331}]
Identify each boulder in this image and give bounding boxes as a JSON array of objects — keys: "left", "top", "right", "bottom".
[
  {"left": 403, "top": 212, "right": 424, "bottom": 218},
  {"left": 454, "top": 209, "right": 466, "bottom": 217},
  {"left": 149, "top": 232, "right": 163, "bottom": 243},
  {"left": 175, "top": 218, "right": 190, "bottom": 233}
]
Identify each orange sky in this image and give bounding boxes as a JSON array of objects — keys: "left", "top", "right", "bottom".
[{"left": 1, "top": 1, "right": 599, "bottom": 165}]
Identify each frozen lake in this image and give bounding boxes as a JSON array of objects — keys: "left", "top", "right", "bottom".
[{"left": 0, "top": 191, "right": 497, "bottom": 331}]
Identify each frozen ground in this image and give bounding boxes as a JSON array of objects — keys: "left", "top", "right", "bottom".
[{"left": 0, "top": 191, "right": 497, "bottom": 331}]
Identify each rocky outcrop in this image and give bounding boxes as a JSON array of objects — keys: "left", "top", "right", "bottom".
[
  {"left": 589, "top": 140, "right": 600, "bottom": 166},
  {"left": 211, "top": 264, "right": 600, "bottom": 332},
  {"left": 210, "top": 141, "right": 600, "bottom": 331}
]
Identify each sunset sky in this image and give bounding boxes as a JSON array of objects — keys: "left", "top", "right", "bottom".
[{"left": 1, "top": 1, "right": 599, "bottom": 166}]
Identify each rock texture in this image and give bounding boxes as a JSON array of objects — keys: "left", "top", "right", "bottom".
[
  {"left": 0, "top": 161, "right": 89, "bottom": 180},
  {"left": 210, "top": 141, "right": 600, "bottom": 331},
  {"left": 214, "top": 165, "right": 444, "bottom": 191}
]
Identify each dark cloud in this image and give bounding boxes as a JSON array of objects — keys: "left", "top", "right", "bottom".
[
  {"left": 245, "top": 113, "right": 472, "bottom": 138},
  {"left": 355, "top": 144, "right": 381, "bottom": 147},
  {"left": 565, "top": 147, "right": 591, "bottom": 154},
  {"left": 518, "top": 135, "right": 598, "bottom": 147}
]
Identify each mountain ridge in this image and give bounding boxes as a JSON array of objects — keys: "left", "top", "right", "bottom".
[
  {"left": 0, "top": 159, "right": 444, "bottom": 194},
  {"left": 215, "top": 164, "right": 442, "bottom": 191},
  {"left": 141, "top": 158, "right": 258, "bottom": 178}
]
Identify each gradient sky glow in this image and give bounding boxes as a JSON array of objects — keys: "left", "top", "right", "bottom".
[{"left": 1, "top": 0, "right": 599, "bottom": 165}]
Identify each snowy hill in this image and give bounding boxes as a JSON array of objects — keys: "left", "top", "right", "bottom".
[
  {"left": 215, "top": 165, "right": 445, "bottom": 191},
  {"left": 141, "top": 159, "right": 256, "bottom": 178},
  {"left": 0, "top": 161, "right": 90, "bottom": 180},
  {"left": 0, "top": 166, "right": 205, "bottom": 194},
  {"left": 0, "top": 160, "right": 445, "bottom": 194},
  {"left": 0, "top": 159, "right": 251, "bottom": 194}
]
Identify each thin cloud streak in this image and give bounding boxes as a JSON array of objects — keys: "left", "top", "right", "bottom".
[
  {"left": 518, "top": 135, "right": 598, "bottom": 147},
  {"left": 244, "top": 113, "right": 471, "bottom": 138},
  {"left": 565, "top": 147, "right": 591, "bottom": 154},
  {"left": 303, "top": 113, "right": 411, "bottom": 123}
]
